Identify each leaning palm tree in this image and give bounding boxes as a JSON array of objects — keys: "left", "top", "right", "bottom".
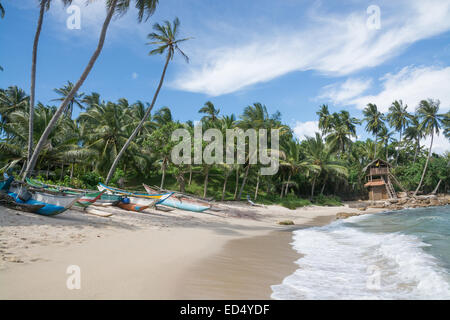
[
  {"left": 23, "top": 0, "right": 159, "bottom": 179},
  {"left": 413, "top": 99, "right": 445, "bottom": 196},
  {"left": 28, "top": 1, "right": 74, "bottom": 173},
  {"left": 199, "top": 101, "right": 220, "bottom": 122},
  {"left": 387, "top": 100, "right": 410, "bottom": 163},
  {"left": 363, "top": 103, "right": 385, "bottom": 159},
  {"left": 105, "top": 17, "right": 190, "bottom": 184}
]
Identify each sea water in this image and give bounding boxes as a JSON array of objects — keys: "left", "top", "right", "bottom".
[{"left": 271, "top": 206, "right": 450, "bottom": 299}]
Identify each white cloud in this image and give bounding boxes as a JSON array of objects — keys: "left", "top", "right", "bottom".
[
  {"left": 173, "top": 0, "right": 450, "bottom": 96},
  {"left": 319, "top": 78, "right": 372, "bottom": 104},
  {"left": 350, "top": 66, "right": 450, "bottom": 112},
  {"left": 422, "top": 134, "right": 450, "bottom": 154},
  {"left": 293, "top": 121, "right": 320, "bottom": 141}
]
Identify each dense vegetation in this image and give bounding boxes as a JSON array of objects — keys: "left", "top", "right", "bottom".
[
  {"left": 0, "top": 1, "right": 449, "bottom": 209},
  {"left": 1, "top": 85, "right": 449, "bottom": 207}
]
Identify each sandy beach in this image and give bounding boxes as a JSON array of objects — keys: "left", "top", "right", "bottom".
[{"left": 0, "top": 201, "right": 383, "bottom": 299}]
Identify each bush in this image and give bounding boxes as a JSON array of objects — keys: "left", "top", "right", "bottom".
[
  {"left": 80, "top": 172, "right": 103, "bottom": 189},
  {"left": 313, "top": 194, "right": 342, "bottom": 206}
]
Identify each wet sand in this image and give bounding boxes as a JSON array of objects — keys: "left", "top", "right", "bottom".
[{"left": 175, "top": 215, "right": 336, "bottom": 299}]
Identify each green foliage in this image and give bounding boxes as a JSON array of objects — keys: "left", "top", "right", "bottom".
[
  {"left": 313, "top": 194, "right": 342, "bottom": 206},
  {"left": 80, "top": 172, "right": 104, "bottom": 189}
]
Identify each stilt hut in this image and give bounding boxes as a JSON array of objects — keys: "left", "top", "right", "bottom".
[{"left": 363, "top": 159, "right": 397, "bottom": 200}]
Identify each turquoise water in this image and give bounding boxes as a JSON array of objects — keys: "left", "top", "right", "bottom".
[{"left": 272, "top": 206, "right": 450, "bottom": 299}]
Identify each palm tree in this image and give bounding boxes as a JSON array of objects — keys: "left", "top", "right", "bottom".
[
  {"left": 199, "top": 101, "right": 220, "bottom": 122},
  {"left": 387, "top": 100, "right": 410, "bottom": 163},
  {"left": 303, "top": 133, "right": 347, "bottom": 199},
  {"left": 52, "top": 81, "right": 84, "bottom": 117},
  {"left": 404, "top": 114, "right": 423, "bottom": 163},
  {"left": 280, "top": 139, "right": 314, "bottom": 197},
  {"left": 81, "top": 92, "right": 102, "bottom": 110},
  {"left": 442, "top": 111, "right": 449, "bottom": 139},
  {"left": 219, "top": 114, "right": 236, "bottom": 200},
  {"left": 363, "top": 103, "right": 385, "bottom": 159},
  {"left": 105, "top": 17, "right": 190, "bottom": 184},
  {"left": 0, "top": 86, "right": 29, "bottom": 133},
  {"left": 413, "top": 99, "right": 445, "bottom": 196},
  {"left": 317, "top": 104, "right": 332, "bottom": 135},
  {"left": 28, "top": 1, "right": 74, "bottom": 174},
  {"left": 378, "top": 125, "right": 395, "bottom": 161},
  {"left": 23, "top": 0, "right": 159, "bottom": 179}
]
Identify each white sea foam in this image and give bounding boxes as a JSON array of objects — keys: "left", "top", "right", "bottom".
[{"left": 271, "top": 217, "right": 450, "bottom": 300}]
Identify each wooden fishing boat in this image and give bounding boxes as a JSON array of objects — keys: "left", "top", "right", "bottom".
[
  {"left": 116, "top": 202, "right": 149, "bottom": 212},
  {"left": 143, "top": 184, "right": 211, "bottom": 213},
  {"left": 0, "top": 191, "right": 45, "bottom": 213},
  {"left": 7, "top": 184, "right": 81, "bottom": 216},
  {"left": 97, "top": 183, "right": 173, "bottom": 207},
  {"left": 26, "top": 178, "right": 119, "bottom": 206}
]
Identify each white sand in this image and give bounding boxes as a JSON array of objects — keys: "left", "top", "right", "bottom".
[{"left": 0, "top": 202, "right": 379, "bottom": 299}]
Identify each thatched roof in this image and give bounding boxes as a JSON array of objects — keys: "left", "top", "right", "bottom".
[{"left": 363, "top": 158, "right": 392, "bottom": 173}]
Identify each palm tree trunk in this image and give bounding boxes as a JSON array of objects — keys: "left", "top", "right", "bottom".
[
  {"left": 310, "top": 176, "right": 316, "bottom": 200},
  {"left": 233, "top": 166, "right": 239, "bottom": 200},
  {"left": 414, "top": 130, "right": 434, "bottom": 196},
  {"left": 431, "top": 179, "right": 442, "bottom": 195},
  {"left": 28, "top": 1, "right": 46, "bottom": 166},
  {"left": 221, "top": 170, "right": 230, "bottom": 201},
  {"left": 385, "top": 142, "right": 388, "bottom": 161},
  {"left": 238, "top": 164, "right": 250, "bottom": 200},
  {"left": 46, "top": 164, "right": 49, "bottom": 179},
  {"left": 23, "top": 0, "right": 118, "bottom": 180},
  {"left": 188, "top": 165, "right": 192, "bottom": 186},
  {"left": 160, "top": 160, "right": 166, "bottom": 189},
  {"left": 320, "top": 173, "right": 328, "bottom": 195},
  {"left": 284, "top": 172, "right": 292, "bottom": 196},
  {"left": 60, "top": 163, "right": 64, "bottom": 181},
  {"left": 203, "top": 166, "right": 209, "bottom": 198},
  {"left": 70, "top": 163, "right": 74, "bottom": 180},
  {"left": 106, "top": 51, "right": 171, "bottom": 184},
  {"left": 395, "top": 130, "right": 402, "bottom": 164},
  {"left": 254, "top": 173, "right": 260, "bottom": 200},
  {"left": 374, "top": 131, "right": 377, "bottom": 159},
  {"left": 413, "top": 139, "right": 419, "bottom": 163}
]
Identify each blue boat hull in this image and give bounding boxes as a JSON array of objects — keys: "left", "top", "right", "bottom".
[
  {"left": 7, "top": 192, "right": 68, "bottom": 216},
  {"left": 158, "top": 198, "right": 210, "bottom": 212}
]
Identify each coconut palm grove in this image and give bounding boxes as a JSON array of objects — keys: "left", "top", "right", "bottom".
[{"left": 0, "top": 0, "right": 449, "bottom": 210}]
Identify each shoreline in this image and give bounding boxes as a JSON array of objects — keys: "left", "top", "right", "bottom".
[{"left": 0, "top": 201, "right": 411, "bottom": 299}]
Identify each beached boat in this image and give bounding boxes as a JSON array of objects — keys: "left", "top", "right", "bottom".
[
  {"left": 97, "top": 183, "right": 173, "bottom": 207},
  {"left": 26, "top": 178, "right": 119, "bottom": 206},
  {"left": 143, "top": 184, "right": 211, "bottom": 213},
  {"left": 0, "top": 188, "right": 45, "bottom": 213},
  {"left": 116, "top": 202, "right": 149, "bottom": 212},
  {"left": 7, "top": 184, "right": 81, "bottom": 216}
]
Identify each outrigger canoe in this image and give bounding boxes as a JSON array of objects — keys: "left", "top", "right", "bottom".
[
  {"left": 7, "top": 184, "right": 81, "bottom": 216},
  {"left": 1, "top": 177, "right": 45, "bottom": 213},
  {"left": 26, "top": 178, "right": 120, "bottom": 206},
  {"left": 97, "top": 183, "right": 173, "bottom": 207},
  {"left": 143, "top": 184, "right": 211, "bottom": 213}
]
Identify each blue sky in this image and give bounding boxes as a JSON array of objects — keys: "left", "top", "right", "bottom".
[{"left": 0, "top": 0, "right": 449, "bottom": 152}]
